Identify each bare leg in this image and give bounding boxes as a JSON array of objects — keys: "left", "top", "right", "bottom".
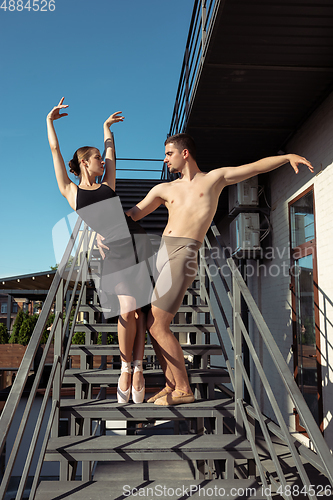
[
  {"left": 148, "top": 305, "right": 192, "bottom": 395},
  {"left": 132, "top": 309, "right": 146, "bottom": 391},
  {"left": 149, "top": 331, "right": 175, "bottom": 391},
  {"left": 117, "top": 295, "right": 137, "bottom": 392},
  {"left": 150, "top": 335, "right": 175, "bottom": 388},
  {"left": 146, "top": 334, "right": 175, "bottom": 403}
]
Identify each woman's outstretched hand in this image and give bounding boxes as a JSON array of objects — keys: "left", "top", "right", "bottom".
[
  {"left": 47, "top": 97, "right": 69, "bottom": 121},
  {"left": 104, "top": 111, "right": 124, "bottom": 128}
]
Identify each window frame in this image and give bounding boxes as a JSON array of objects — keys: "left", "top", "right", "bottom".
[{"left": 288, "top": 185, "right": 323, "bottom": 434}]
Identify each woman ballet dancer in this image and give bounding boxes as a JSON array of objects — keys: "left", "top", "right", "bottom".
[{"left": 47, "top": 97, "right": 149, "bottom": 404}]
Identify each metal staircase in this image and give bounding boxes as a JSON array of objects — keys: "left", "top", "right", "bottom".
[
  {"left": 0, "top": 181, "right": 332, "bottom": 500},
  {"left": 116, "top": 178, "right": 168, "bottom": 234},
  {"left": 33, "top": 268, "right": 262, "bottom": 500}
]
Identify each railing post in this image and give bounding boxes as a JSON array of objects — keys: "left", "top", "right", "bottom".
[
  {"left": 185, "top": 47, "right": 190, "bottom": 121},
  {"left": 232, "top": 267, "right": 243, "bottom": 435},
  {"left": 198, "top": 246, "right": 207, "bottom": 347},
  {"left": 199, "top": 245, "right": 206, "bottom": 307},
  {"left": 175, "top": 99, "right": 179, "bottom": 134},
  {"left": 240, "top": 261, "right": 251, "bottom": 404},
  {"left": 51, "top": 280, "right": 64, "bottom": 438},
  {"left": 201, "top": 0, "right": 207, "bottom": 56},
  {"left": 81, "top": 227, "right": 88, "bottom": 306},
  {"left": 81, "top": 226, "right": 93, "bottom": 481}
]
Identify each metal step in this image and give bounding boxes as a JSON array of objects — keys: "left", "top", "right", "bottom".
[
  {"left": 74, "top": 324, "right": 216, "bottom": 334},
  {"left": 59, "top": 398, "right": 235, "bottom": 422},
  {"left": 36, "top": 479, "right": 265, "bottom": 500},
  {"left": 44, "top": 434, "right": 253, "bottom": 463},
  {"left": 115, "top": 180, "right": 166, "bottom": 198},
  {"left": 114, "top": 179, "right": 169, "bottom": 234},
  {"left": 78, "top": 303, "right": 210, "bottom": 314},
  {"left": 63, "top": 367, "right": 230, "bottom": 387},
  {"left": 69, "top": 343, "right": 223, "bottom": 358},
  {"left": 92, "top": 458, "right": 196, "bottom": 481}
]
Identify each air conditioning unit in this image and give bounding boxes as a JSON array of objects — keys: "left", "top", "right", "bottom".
[
  {"left": 228, "top": 177, "right": 258, "bottom": 215},
  {"left": 229, "top": 212, "right": 261, "bottom": 259}
]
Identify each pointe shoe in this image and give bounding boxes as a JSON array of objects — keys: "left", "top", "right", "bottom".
[
  {"left": 132, "top": 360, "right": 145, "bottom": 404},
  {"left": 117, "top": 361, "right": 132, "bottom": 404}
]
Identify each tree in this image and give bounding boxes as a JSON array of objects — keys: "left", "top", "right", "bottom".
[
  {"left": 71, "top": 331, "right": 86, "bottom": 344},
  {"left": 9, "top": 309, "right": 28, "bottom": 344},
  {"left": 18, "top": 314, "right": 39, "bottom": 346},
  {"left": 97, "top": 332, "right": 117, "bottom": 345},
  {"left": 71, "top": 331, "right": 117, "bottom": 345},
  {"left": 50, "top": 256, "right": 75, "bottom": 271},
  {"left": 0, "top": 323, "right": 9, "bottom": 344}
]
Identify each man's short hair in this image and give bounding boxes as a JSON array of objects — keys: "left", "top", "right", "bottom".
[{"left": 165, "top": 133, "right": 196, "bottom": 161}]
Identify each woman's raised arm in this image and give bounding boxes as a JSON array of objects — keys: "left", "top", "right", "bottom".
[
  {"left": 47, "top": 97, "right": 76, "bottom": 209},
  {"left": 102, "top": 111, "right": 124, "bottom": 190}
]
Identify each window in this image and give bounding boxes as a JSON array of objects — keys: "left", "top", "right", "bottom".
[
  {"left": 1, "top": 303, "right": 7, "bottom": 314},
  {"left": 289, "top": 186, "right": 323, "bottom": 432},
  {"left": 290, "top": 190, "right": 315, "bottom": 248}
]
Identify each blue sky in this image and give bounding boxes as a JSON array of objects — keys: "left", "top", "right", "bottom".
[{"left": 0, "top": 0, "right": 193, "bottom": 278}]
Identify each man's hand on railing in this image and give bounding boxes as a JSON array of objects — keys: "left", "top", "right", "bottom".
[{"left": 96, "top": 234, "right": 109, "bottom": 260}]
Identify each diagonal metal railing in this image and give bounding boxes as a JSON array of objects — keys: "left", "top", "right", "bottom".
[
  {"left": 199, "top": 224, "right": 333, "bottom": 500},
  {"left": 169, "top": 0, "right": 222, "bottom": 139},
  {"left": 0, "top": 215, "right": 97, "bottom": 500},
  {"left": 0, "top": 169, "right": 167, "bottom": 498},
  {"left": 1, "top": 219, "right": 332, "bottom": 499}
]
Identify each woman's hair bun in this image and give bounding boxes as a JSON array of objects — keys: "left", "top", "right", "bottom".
[
  {"left": 68, "top": 151, "right": 80, "bottom": 177},
  {"left": 68, "top": 147, "right": 95, "bottom": 177}
]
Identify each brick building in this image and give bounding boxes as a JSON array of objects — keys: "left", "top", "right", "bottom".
[
  {"left": 0, "top": 294, "right": 34, "bottom": 333},
  {"left": 0, "top": 271, "right": 56, "bottom": 335}
]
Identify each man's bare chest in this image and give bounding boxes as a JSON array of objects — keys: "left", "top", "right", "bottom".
[{"left": 165, "top": 183, "right": 215, "bottom": 211}]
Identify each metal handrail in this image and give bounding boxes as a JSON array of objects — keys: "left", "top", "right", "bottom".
[
  {"left": 27, "top": 236, "right": 92, "bottom": 499},
  {"left": 169, "top": 0, "right": 221, "bottom": 138},
  {"left": 17, "top": 354, "right": 61, "bottom": 500},
  {"left": 231, "top": 268, "right": 333, "bottom": 479},
  {"left": 29, "top": 399, "right": 58, "bottom": 500},
  {"left": 0, "top": 216, "right": 82, "bottom": 456},
  {"left": 0, "top": 313, "right": 61, "bottom": 499},
  {"left": 0, "top": 215, "right": 93, "bottom": 500},
  {"left": 201, "top": 224, "right": 333, "bottom": 497},
  {"left": 2, "top": 214, "right": 332, "bottom": 499},
  {"left": 101, "top": 134, "right": 165, "bottom": 180}
]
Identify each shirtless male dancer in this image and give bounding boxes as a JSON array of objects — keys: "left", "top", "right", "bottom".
[{"left": 100, "top": 133, "right": 313, "bottom": 406}]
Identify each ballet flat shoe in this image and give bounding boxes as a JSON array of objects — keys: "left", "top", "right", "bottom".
[
  {"left": 147, "top": 387, "right": 172, "bottom": 403},
  {"left": 154, "top": 390, "right": 195, "bottom": 406}
]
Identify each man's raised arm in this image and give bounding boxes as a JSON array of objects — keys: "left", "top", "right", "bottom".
[
  {"left": 126, "top": 184, "right": 166, "bottom": 221},
  {"left": 212, "top": 154, "right": 313, "bottom": 189}
]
